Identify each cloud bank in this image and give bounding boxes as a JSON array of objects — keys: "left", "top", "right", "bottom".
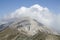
[
  {"left": 4, "top": 4, "right": 54, "bottom": 26},
  {"left": 0, "top": 4, "right": 60, "bottom": 32}
]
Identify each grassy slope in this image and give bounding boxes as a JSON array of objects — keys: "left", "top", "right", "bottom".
[
  {"left": 0, "top": 28, "right": 60, "bottom": 40},
  {"left": 0, "top": 27, "right": 19, "bottom": 40}
]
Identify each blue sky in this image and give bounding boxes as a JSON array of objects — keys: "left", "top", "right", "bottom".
[{"left": 0, "top": 0, "right": 60, "bottom": 18}]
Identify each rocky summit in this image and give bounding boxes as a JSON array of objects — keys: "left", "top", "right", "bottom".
[{"left": 0, "top": 17, "right": 60, "bottom": 40}]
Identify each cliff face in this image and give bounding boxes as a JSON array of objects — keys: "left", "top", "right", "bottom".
[{"left": 0, "top": 17, "right": 60, "bottom": 40}]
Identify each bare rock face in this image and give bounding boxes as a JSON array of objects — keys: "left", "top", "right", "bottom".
[
  {"left": 0, "top": 17, "right": 60, "bottom": 40},
  {"left": 9, "top": 17, "right": 53, "bottom": 36}
]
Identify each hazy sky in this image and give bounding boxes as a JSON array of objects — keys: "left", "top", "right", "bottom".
[
  {"left": 0, "top": 0, "right": 60, "bottom": 33},
  {"left": 0, "top": 0, "right": 60, "bottom": 17}
]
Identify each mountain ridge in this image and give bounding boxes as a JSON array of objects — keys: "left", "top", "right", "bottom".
[{"left": 0, "top": 17, "right": 60, "bottom": 40}]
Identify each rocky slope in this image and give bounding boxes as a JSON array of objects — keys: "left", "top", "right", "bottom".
[{"left": 0, "top": 17, "right": 60, "bottom": 40}]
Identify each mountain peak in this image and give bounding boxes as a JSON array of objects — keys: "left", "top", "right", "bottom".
[
  {"left": 9, "top": 17, "right": 54, "bottom": 36},
  {"left": 0, "top": 17, "right": 60, "bottom": 40}
]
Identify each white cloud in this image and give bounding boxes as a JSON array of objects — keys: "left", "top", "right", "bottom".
[
  {"left": 56, "top": 14, "right": 60, "bottom": 31},
  {"left": 4, "top": 4, "right": 53, "bottom": 26},
  {"left": 1, "top": 4, "right": 60, "bottom": 32}
]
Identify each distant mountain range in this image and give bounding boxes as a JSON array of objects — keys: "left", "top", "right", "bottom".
[{"left": 0, "top": 17, "right": 60, "bottom": 40}]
